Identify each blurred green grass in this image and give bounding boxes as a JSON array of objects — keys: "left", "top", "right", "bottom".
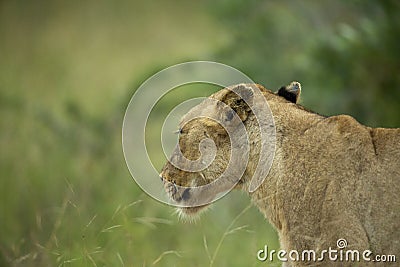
[
  {"left": 0, "top": 1, "right": 279, "bottom": 266},
  {"left": 1, "top": 0, "right": 399, "bottom": 266}
]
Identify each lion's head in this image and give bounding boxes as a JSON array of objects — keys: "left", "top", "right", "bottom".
[{"left": 160, "top": 82, "right": 301, "bottom": 218}]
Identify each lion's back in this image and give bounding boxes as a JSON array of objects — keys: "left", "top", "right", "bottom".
[
  {"left": 371, "top": 128, "right": 400, "bottom": 164},
  {"left": 278, "top": 114, "right": 400, "bottom": 257},
  {"left": 365, "top": 128, "right": 400, "bottom": 255}
]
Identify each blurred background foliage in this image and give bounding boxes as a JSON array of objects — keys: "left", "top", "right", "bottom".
[{"left": 0, "top": 0, "right": 399, "bottom": 266}]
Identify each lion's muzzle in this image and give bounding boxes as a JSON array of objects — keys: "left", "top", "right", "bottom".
[{"left": 160, "top": 174, "right": 191, "bottom": 203}]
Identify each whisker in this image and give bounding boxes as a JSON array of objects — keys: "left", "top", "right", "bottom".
[{"left": 199, "top": 172, "right": 207, "bottom": 184}]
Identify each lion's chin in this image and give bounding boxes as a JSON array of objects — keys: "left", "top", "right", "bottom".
[{"left": 175, "top": 205, "right": 209, "bottom": 223}]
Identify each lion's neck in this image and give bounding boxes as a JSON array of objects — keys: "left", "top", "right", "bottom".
[{"left": 245, "top": 102, "right": 324, "bottom": 230}]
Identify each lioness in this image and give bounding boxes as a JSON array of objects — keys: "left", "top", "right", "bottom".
[{"left": 160, "top": 82, "right": 400, "bottom": 266}]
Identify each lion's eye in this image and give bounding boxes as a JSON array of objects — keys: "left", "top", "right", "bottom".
[{"left": 234, "top": 99, "right": 243, "bottom": 105}]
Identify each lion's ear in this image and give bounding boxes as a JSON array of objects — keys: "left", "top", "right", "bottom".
[
  {"left": 277, "top": 81, "right": 301, "bottom": 103},
  {"left": 224, "top": 84, "right": 254, "bottom": 122},
  {"left": 233, "top": 84, "right": 254, "bottom": 105},
  {"left": 223, "top": 84, "right": 253, "bottom": 105}
]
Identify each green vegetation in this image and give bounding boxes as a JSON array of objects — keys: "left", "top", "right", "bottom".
[{"left": 0, "top": 1, "right": 399, "bottom": 266}]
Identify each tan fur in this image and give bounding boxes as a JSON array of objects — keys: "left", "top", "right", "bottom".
[{"left": 160, "top": 84, "right": 400, "bottom": 266}]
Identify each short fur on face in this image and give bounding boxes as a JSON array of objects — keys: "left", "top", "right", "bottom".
[{"left": 160, "top": 84, "right": 258, "bottom": 214}]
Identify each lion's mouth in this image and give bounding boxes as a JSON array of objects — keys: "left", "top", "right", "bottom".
[
  {"left": 161, "top": 177, "right": 211, "bottom": 216},
  {"left": 163, "top": 179, "right": 191, "bottom": 202}
]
